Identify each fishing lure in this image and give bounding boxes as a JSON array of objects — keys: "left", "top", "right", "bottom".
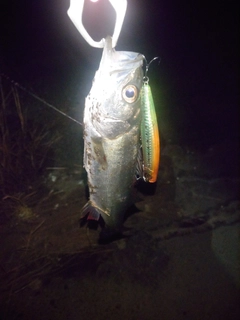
[{"left": 140, "top": 58, "right": 160, "bottom": 183}]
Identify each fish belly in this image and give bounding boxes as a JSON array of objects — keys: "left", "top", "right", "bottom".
[{"left": 83, "top": 119, "right": 139, "bottom": 230}]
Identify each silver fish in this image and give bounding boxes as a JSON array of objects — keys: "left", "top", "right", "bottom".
[{"left": 81, "top": 36, "right": 143, "bottom": 235}]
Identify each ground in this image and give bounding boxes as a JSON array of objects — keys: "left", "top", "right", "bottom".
[
  {"left": 0, "top": 1, "right": 239, "bottom": 318},
  {"left": 0, "top": 139, "right": 239, "bottom": 320}
]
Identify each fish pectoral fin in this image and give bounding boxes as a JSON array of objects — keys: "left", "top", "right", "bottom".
[
  {"left": 91, "top": 136, "right": 107, "bottom": 170},
  {"left": 80, "top": 201, "right": 106, "bottom": 228}
]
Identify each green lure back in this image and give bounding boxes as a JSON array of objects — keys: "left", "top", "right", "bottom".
[{"left": 140, "top": 81, "right": 160, "bottom": 183}]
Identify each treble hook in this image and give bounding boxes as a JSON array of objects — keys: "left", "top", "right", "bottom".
[
  {"left": 142, "top": 56, "right": 161, "bottom": 84},
  {"left": 67, "top": 0, "right": 127, "bottom": 48}
]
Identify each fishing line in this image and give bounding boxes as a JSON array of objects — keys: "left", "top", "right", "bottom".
[{"left": 0, "top": 72, "right": 83, "bottom": 126}]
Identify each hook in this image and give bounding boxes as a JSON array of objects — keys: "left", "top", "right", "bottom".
[
  {"left": 142, "top": 56, "right": 161, "bottom": 83},
  {"left": 67, "top": 0, "right": 127, "bottom": 48}
]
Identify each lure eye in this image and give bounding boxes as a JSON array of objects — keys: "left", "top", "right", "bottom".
[{"left": 122, "top": 85, "right": 138, "bottom": 103}]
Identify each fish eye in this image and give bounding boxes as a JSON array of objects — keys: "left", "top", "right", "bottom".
[{"left": 122, "top": 85, "right": 138, "bottom": 103}]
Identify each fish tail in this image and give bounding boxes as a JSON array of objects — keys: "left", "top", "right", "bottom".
[{"left": 80, "top": 201, "right": 104, "bottom": 227}]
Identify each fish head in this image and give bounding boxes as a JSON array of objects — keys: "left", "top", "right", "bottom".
[{"left": 88, "top": 36, "right": 143, "bottom": 139}]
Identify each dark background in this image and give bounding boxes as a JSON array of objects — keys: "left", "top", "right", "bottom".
[{"left": 0, "top": 0, "right": 239, "bottom": 148}]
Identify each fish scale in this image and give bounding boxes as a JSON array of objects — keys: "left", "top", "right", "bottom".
[{"left": 81, "top": 36, "right": 143, "bottom": 235}]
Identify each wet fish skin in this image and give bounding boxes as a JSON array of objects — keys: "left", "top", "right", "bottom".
[{"left": 82, "top": 36, "right": 143, "bottom": 233}]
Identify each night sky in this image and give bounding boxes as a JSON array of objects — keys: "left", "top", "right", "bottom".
[{"left": 0, "top": 0, "right": 239, "bottom": 148}]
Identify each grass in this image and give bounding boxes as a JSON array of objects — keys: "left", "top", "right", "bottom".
[
  {"left": 0, "top": 75, "right": 99, "bottom": 305},
  {"left": 0, "top": 76, "right": 61, "bottom": 192},
  {"left": 0, "top": 75, "right": 64, "bottom": 219}
]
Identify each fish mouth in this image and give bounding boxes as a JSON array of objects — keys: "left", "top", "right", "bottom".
[{"left": 99, "top": 36, "right": 143, "bottom": 72}]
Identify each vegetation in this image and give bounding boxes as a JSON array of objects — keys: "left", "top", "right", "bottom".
[{"left": 0, "top": 75, "right": 62, "bottom": 216}]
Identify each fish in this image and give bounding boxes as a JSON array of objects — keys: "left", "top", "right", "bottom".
[{"left": 81, "top": 36, "right": 143, "bottom": 237}]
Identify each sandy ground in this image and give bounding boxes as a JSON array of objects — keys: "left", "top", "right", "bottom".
[{"left": 0, "top": 141, "right": 239, "bottom": 320}]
